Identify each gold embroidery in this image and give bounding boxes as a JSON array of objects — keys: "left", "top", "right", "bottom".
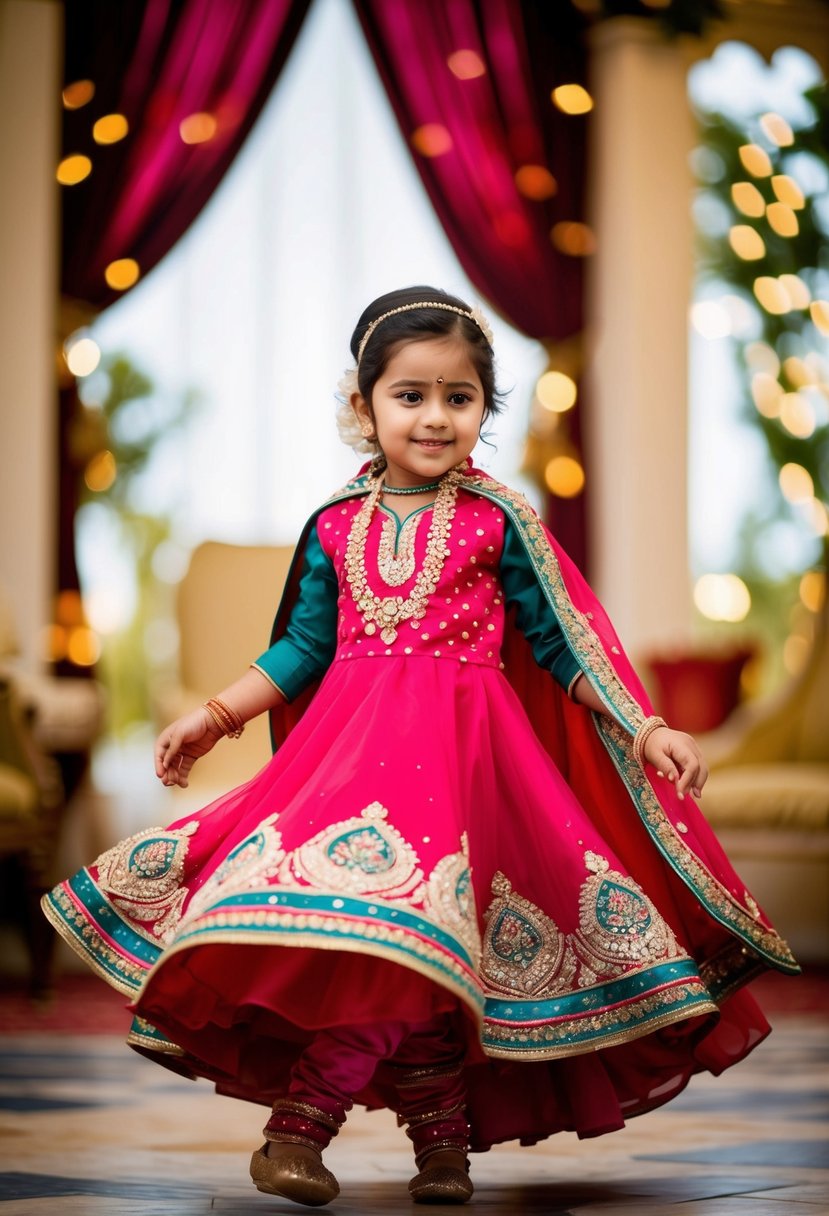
[
  {"left": 599, "top": 717, "right": 798, "bottom": 970},
  {"left": 482, "top": 854, "right": 686, "bottom": 1002},
  {"left": 288, "top": 801, "right": 423, "bottom": 897},
  {"left": 345, "top": 467, "right": 463, "bottom": 643},
  {"left": 41, "top": 886, "right": 146, "bottom": 995},
  {"left": 483, "top": 981, "right": 717, "bottom": 1060},
  {"left": 481, "top": 873, "right": 577, "bottom": 998},
  {"left": 92, "top": 821, "right": 198, "bottom": 944},
  {"left": 184, "top": 815, "right": 284, "bottom": 920},
  {"left": 422, "top": 832, "right": 481, "bottom": 966},
  {"left": 377, "top": 509, "right": 424, "bottom": 587},
  {"left": 573, "top": 850, "right": 681, "bottom": 985}
]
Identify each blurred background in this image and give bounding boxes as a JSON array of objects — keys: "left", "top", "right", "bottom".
[{"left": 0, "top": 0, "right": 827, "bottom": 996}]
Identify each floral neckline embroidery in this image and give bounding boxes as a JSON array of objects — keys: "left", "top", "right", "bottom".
[{"left": 345, "top": 466, "right": 463, "bottom": 643}]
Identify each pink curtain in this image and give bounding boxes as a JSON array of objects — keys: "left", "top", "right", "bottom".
[
  {"left": 352, "top": 0, "right": 590, "bottom": 567},
  {"left": 61, "top": 0, "right": 312, "bottom": 308}
]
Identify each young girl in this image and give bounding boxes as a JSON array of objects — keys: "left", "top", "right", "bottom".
[{"left": 44, "top": 286, "right": 798, "bottom": 1208}]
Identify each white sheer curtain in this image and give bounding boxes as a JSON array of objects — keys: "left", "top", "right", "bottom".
[{"left": 90, "top": 0, "right": 544, "bottom": 554}]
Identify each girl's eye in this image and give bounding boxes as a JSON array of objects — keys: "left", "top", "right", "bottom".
[
  {"left": 397, "top": 391, "right": 422, "bottom": 405},
  {"left": 448, "top": 393, "right": 471, "bottom": 406}
]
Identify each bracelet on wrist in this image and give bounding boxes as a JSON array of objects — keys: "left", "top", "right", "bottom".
[
  {"left": 633, "top": 715, "right": 667, "bottom": 767},
  {"left": 203, "top": 697, "right": 245, "bottom": 739}
]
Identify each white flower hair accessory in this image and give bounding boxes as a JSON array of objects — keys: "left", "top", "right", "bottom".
[
  {"left": 335, "top": 367, "right": 377, "bottom": 454},
  {"left": 469, "top": 305, "right": 495, "bottom": 348}
]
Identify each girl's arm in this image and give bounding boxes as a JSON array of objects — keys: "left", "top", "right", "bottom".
[
  {"left": 154, "top": 667, "right": 283, "bottom": 789},
  {"left": 570, "top": 673, "right": 708, "bottom": 800}
]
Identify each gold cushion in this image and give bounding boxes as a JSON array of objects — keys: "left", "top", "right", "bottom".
[
  {"left": 0, "top": 764, "right": 38, "bottom": 820},
  {"left": 701, "top": 764, "right": 829, "bottom": 832}
]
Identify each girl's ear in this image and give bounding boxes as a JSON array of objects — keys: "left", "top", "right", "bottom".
[{"left": 351, "top": 391, "right": 376, "bottom": 441}]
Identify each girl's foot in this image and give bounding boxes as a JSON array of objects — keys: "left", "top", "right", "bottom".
[
  {"left": 408, "top": 1149, "right": 474, "bottom": 1205},
  {"left": 249, "top": 1141, "right": 340, "bottom": 1207}
]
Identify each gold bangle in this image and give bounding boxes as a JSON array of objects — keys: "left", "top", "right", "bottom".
[
  {"left": 203, "top": 697, "right": 245, "bottom": 738},
  {"left": 633, "top": 715, "right": 667, "bottom": 767}
]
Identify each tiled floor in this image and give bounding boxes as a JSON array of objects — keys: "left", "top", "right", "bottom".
[{"left": 0, "top": 1009, "right": 826, "bottom": 1214}]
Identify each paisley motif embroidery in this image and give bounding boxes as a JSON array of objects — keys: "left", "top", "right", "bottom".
[
  {"left": 92, "top": 820, "right": 198, "bottom": 944},
  {"left": 288, "top": 801, "right": 423, "bottom": 897},
  {"left": 482, "top": 872, "right": 576, "bottom": 997},
  {"left": 422, "top": 832, "right": 481, "bottom": 966},
  {"left": 482, "top": 853, "right": 684, "bottom": 1000},
  {"left": 184, "top": 814, "right": 284, "bottom": 919},
  {"left": 574, "top": 851, "right": 681, "bottom": 986}
]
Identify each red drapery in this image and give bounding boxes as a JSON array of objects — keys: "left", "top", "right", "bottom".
[
  {"left": 61, "top": 0, "right": 312, "bottom": 308},
  {"left": 352, "top": 0, "right": 590, "bottom": 568},
  {"left": 57, "top": 0, "right": 312, "bottom": 614}
]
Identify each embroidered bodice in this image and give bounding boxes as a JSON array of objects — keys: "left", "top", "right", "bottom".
[
  {"left": 324, "top": 492, "right": 507, "bottom": 669},
  {"left": 253, "top": 486, "right": 579, "bottom": 701}
]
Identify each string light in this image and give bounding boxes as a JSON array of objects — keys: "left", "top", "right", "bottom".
[
  {"left": 550, "top": 222, "right": 596, "bottom": 256},
  {"left": 57, "top": 155, "right": 92, "bottom": 185},
  {"left": 104, "top": 258, "right": 140, "bottom": 290},
  {"left": 551, "top": 84, "right": 592, "bottom": 115},
  {"left": 515, "top": 165, "right": 557, "bottom": 200},
  {"left": 771, "top": 175, "right": 805, "bottom": 209},
  {"left": 179, "top": 112, "right": 217, "bottom": 144},
  {"left": 411, "top": 124, "right": 453, "bottom": 157},
  {"left": 693, "top": 574, "right": 751, "bottom": 622},
  {"left": 738, "top": 144, "right": 772, "bottom": 177},
  {"left": 62, "top": 80, "right": 95, "bottom": 109},
  {"left": 536, "top": 371, "right": 576, "bottom": 413},
  {"left": 446, "top": 50, "right": 485, "bottom": 80},
  {"left": 766, "top": 202, "right": 798, "bottom": 238},
  {"left": 759, "top": 112, "right": 794, "bottom": 147},
  {"left": 729, "top": 225, "right": 765, "bottom": 260},
  {"left": 731, "top": 182, "right": 765, "bottom": 217},
  {"left": 93, "top": 114, "right": 129, "bottom": 144},
  {"left": 544, "top": 455, "right": 584, "bottom": 497}
]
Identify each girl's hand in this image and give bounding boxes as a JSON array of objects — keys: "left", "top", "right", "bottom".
[
  {"left": 644, "top": 727, "right": 709, "bottom": 801},
  {"left": 154, "top": 707, "right": 225, "bottom": 789}
]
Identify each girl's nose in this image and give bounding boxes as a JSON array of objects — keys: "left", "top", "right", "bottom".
[{"left": 422, "top": 397, "right": 449, "bottom": 428}]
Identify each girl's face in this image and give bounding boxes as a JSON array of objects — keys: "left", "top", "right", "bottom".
[{"left": 352, "top": 335, "right": 486, "bottom": 487}]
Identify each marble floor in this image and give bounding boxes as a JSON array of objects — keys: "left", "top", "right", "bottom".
[{"left": 0, "top": 989, "right": 826, "bottom": 1216}]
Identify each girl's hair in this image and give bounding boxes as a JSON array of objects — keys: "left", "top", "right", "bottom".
[{"left": 350, "top": 285, "right": 504, "bottom": 423}]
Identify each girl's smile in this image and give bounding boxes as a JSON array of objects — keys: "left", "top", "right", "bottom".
[{"left": 352, "top": 335, "right": 486, "bottom": 488}]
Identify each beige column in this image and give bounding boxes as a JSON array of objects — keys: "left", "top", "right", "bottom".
[
  {"left": 585, "top": 18, "right": 695, "bottom": 662},
  {"left": 0, "top": 0, "right": 60, "bottom": 669}
]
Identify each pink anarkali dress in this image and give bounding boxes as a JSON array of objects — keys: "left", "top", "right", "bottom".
[{"left": 43, "top": 464, "right": 797, "bottom": 1149}]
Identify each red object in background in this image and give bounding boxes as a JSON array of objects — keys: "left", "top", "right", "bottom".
[{"left": 645, "top": 648, "right": 755, "bottom": 734}]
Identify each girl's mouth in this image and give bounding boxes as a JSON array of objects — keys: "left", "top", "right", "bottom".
[{"left": 413, "top": 439, "right": 451, "bottom": 449}]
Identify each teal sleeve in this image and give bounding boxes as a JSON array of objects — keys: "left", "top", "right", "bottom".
[
  {"left": 252, "top": 528, "right": 338, "bottom": 702},
  {"left": 500, "top": 519, "right": 582, "bottom": 694}
]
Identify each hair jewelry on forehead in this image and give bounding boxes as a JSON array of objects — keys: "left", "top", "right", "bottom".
[{"left": 357, "top": 301, "right": 494, "bottom": 364}]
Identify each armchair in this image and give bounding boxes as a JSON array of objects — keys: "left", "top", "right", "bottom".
[{"left": 154, "top": 540, "right": 295, "bottom": 799}]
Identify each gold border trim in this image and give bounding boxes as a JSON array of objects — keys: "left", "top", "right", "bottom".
[{"left": 41, "top": 891, "right": 140, "bottom": 997}]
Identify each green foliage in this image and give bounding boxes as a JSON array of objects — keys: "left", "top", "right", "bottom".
[
  {"left": 75, "top": 355, "right": 197, "bottom": 734},
  {"left": 692, "top": 78, "right": 828, "bottom": 691}
]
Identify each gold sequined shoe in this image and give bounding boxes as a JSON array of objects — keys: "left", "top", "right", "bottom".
[
  {"left": 250, "top": 1144, "right": 340, "bottom": 1207},
  {"left": 408, "top": 1154, "right": 474, "bottom": 1205}
]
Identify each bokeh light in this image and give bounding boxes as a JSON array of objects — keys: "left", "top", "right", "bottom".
[
  {"left": 544, "top": 455, "right": 584, "bottom": 497},
  {"left": 731, "top": 182, "right": 765, "bottom": 217},
  {"left": 446, "top": 50, "right": 486, "bottom": 80},
  {"left": 65, "top": 335, "right": 101, "bottom": 377},
  {"left": 536, "top": 371, "right": 577, "bottom": 413},
  {"left": 766, "top": 202, "right": 798, "bottom": 237},
  {"left": 57, "top": 154, "right": 92, "bottom": 185},
  {"left": 62, "top": 80, "right": 95, "bottom": 109},
  {"left": 93, "top": 113, "right": 129, "bottom": 144},
  {"left": 515, "top": 165, "right": 557, "bottom": 200},
  {"left": 759, "top": 111, "right": 794, "bottom": 146},
  {"left": 84, "top": 450, "right": 117, "bottom": 492},
  {"left": 180, "top": 112, "right": 217, "bottom": 144},
  {"left": 551, "top": 84, "right": 592, "bottom": 115},
  {"left": 738, "top": 144, "right": 772, "bottom": 177},
  {"left": 771, "top": 174, "right": 804, "bottom": 209},
  {"left": 104, "top": 258, "right": 140, "bottom": 290},
  {"left": 779, "top": 462, "right": 814, "bottom": 504},
  {"left": 729, "top": 225, "right": 765, "bottom": 260},
  {"left": 550, "top": 221, "right": 596, "bottom": 255},
  {"left": 693, "top": 573, "right": 751, "bottom": 622},
  {"left": 411, "top": 124, "right": 453, "bottom": 157}
]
